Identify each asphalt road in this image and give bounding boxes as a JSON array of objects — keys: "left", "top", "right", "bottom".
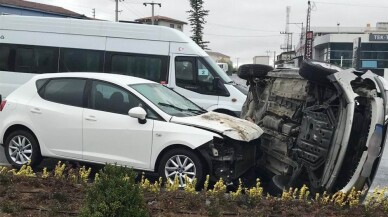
[{"left": 1, "top": 74, "right": 387, "bottom": 191}]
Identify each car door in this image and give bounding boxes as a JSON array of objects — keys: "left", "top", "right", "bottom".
[
  {"left": 170, "top": 55, "right": 219, "bottom": 110},
  {"left": 28, "top": 78, "right": 86, "bottom": 159},
  {"left": 82, "top": 80, "right": 154, "bottom": 170}
]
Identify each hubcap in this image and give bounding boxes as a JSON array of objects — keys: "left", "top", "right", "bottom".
[
  {"left": 165, "top": 155, "right": 196, "bottom": 187},
  {"left": 8, "top": 135, "right": 33, "bottom": 165}
]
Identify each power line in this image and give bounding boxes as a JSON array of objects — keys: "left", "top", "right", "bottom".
[
  {"left": 205, "top": 33, "right": 282, "bottom": 38},
  {"left": 143, "top": 2, "right": 162, "bottom": 25},
  {"left": 207, "top": 22, "right": 280, "bottom": 32},
  {"left": 314, "top": 1, "right": 388, "bottom": 8},
  {"left": 121, "top": 3, "right": 143, "bottom": 18}
]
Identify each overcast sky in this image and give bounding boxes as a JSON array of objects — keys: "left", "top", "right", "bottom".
[{"left": 29, "top": 0, "right": 388, "bottom": 65}]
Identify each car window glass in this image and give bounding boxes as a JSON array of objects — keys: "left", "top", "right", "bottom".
[
  {"left": 0, "top": 45, "right": 11, "bottom": 71},
  {"left": 59, "top": 48, "right": 103, "bottom": 72},
  {"left": 89, "top": 81, "right": 158, "bottom": 118},
  {"left": 110, "top": 55, "right": 163, "bottom": 82},
  {"left": 35, "top": 47, "right": 58, "bottom": 73},
  {"left": 175, "top": 58, "right": 195, "bottom": 87},
  {"left": 15, "top": 48, "right": 34, "bottom": 73},
  {"left": 42, "top": 79, "right": 86, "bottom": 107},
  {"left": 197, "top": 59, "right": 215, "bottom": 91}
]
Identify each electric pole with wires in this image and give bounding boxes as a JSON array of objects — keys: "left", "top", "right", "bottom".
[
  {"left": 143, "top": 1, "right": 161, "bottom": 25},
  {"left": 115, "top": 0, "right": 124, "bottom": 22}
]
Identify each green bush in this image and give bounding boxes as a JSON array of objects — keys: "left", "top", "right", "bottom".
[{"left": 79, "top": 164, "right": 148, "bottom": 217}]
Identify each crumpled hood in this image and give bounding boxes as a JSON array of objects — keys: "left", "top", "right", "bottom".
[{"left": 170, "top": 112, "right": 264, "bottom": 142}]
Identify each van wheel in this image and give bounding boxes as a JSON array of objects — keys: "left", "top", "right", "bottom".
[
  {"left": 4, "top": 130, "right": 42, "bottom": 169},
  {"left": 158, "top": 148, "right": 205, "bottom": 189}
]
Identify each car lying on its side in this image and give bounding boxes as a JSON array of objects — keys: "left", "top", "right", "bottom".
[
  {"left": 240, "top": 60, "right": 388, "bottom": 194},
  {"left": 0, "top": 73, "right": 263, "bottom": 187}
]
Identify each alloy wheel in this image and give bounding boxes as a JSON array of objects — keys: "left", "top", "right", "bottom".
[
  {"left": 164, "top": 155, "right": 196, "bottom": 187},
  {"left": 8, "top": 135, "right": 33, "bottom": 165}
]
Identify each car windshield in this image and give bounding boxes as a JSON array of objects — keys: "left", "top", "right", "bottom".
[
  {"left": 203, "top": 56, "right": 233, "bottom": 83},
  {"left": 130, "top": 83, "right": 206, "bottom": 117}
]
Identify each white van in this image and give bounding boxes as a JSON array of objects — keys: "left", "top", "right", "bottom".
[{"left": 0, "top": 15, "right": 247, "bottom": 116}]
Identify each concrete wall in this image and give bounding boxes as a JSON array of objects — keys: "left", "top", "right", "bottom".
[{"left": 0, "top": 6, "right": 68, "bottom": 18}]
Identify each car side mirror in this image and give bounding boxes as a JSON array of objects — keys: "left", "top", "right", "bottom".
[{"left": 128, "top": 107, "right": 147, "bottom": 124}]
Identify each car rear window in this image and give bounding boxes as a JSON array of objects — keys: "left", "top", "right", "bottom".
[{"left": 40, "top": 78, "right": 86, "bottom": 107}]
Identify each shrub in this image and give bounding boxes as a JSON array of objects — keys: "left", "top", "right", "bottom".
[{"left": 79, "top": 164, "right": 149, "bottom": 217}]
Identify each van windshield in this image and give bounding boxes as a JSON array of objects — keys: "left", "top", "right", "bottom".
[
  {"left": 131, "top": 83, "right": 206, "bottom": 117},
  {"left": 203, "top": 56, "right": 233, "bottom": 83}
]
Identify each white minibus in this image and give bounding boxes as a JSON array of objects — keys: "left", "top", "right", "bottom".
[{"left": 0, "top": 15, "right": 247, "bottom": 116}]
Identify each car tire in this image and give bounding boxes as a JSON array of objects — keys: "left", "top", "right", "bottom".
[
  {"left": 238, "top": 64, "right": 273, "bottom": 80},
  {"left": 4, "top": 130, "right": 42, "bottom": 169},
  {"left": 158, "top": 148, "right": 205, "bottom": 189},
  {"left": 299, "top": 60, "right": 342, "bottom": 84}
]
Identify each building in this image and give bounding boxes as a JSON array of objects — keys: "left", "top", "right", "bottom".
[
  {"left": 296, "top": 22, "right": 388, "bottom": 75},
  {"left": 0, "top": 0, "right": 88, "bottom": 19},
  {"left": 206, "top": 51, "right": 231, "bottom": 63},
  {"left": 135, "top": 15, "right": 187, "bottom": 32}
]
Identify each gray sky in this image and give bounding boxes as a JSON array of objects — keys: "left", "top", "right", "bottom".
[{"left": 29, "top": 0, "right": 388, "bottom": 65}]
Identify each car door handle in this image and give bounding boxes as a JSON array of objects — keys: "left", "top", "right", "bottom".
[
  {"left": 30, "top": 108, "right": 42, "bottom": 114},
  {"left": 85, "top": 116, "right": 97, "bottom": 122}
]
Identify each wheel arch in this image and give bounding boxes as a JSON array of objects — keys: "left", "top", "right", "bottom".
[
  {"left": 3, "top": 124, "right": 40, "bottom": 150},
  {"left": 153, "top": 144, "right": 210, "bottom": 174}
]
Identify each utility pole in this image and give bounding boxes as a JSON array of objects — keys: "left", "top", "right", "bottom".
[
  {"left": 273, "top": 51, "right": 276, "bottom": 68},
  {"left": 92, "top": 8, "right": 95, "bottom": 19},
  {"left": 143, "top": 1, "right": 161, "bottom": 25},
  {"left": 304, "top": 0, "right": 312, "bottom": 59},
  {"left": 115, "top": 0, "right": 123, "bottom": 22},
  {"left": 236, "top": 58, "right": 240, "bottom": 69}
]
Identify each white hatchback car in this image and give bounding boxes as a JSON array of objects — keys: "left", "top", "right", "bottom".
[{"left": 0, "top": 73, "right": 262, "bottom": 186}]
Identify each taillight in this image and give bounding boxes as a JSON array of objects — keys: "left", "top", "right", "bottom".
[{"left": 0, "top": 100, "right": 6, "bottom": 111}]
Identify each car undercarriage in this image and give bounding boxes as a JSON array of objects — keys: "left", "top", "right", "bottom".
[{"left": 240, "top": 60, "right": 388, "bottom": 194}]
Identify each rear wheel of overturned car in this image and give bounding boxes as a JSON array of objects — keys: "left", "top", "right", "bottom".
[
  {"left": 299, "top": 59, "right": 342, "bottom": 85},
  {"left": 4, "top": 130, "right": 42, "bottom": 169},
  {"left": 158, "top": 148, "right": 205, "bottom": 189}
]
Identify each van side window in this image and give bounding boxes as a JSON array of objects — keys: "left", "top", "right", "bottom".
[
  {"left": 15, "top": 48, "right": 34, "bottom": 73},
  {"left": 175, "top": 56, "right": 220, "bottom": 95},
  {"left": 59, "top": 48, "right": 103, "bottom": 72},
  {"left": 0, "top": 44, "right": 14, "bottom": 71},
  {"left": 0, "top": 44, "right": 58, "bottom": 73},
  {"left": 107, "top": 53, "right": 169, "bottom": 83},
  {"left": 175, "top": 57, "right": 195, "bottom": 86},
  {"left": 40, "top": 79, "right": 86, "bottom": 107}
]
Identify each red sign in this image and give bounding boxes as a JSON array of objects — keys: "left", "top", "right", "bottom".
[{"left": 304, "top": 31, "right": 313, "bottom": 60}]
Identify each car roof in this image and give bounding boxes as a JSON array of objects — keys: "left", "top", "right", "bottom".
[{"left": 32, "top": 72, "right": 156, "bottom": 86}]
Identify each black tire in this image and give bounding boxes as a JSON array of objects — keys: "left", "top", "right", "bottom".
[
  {"left": 4, "top": 130, "right": 42, "bottom": 169},
  {"left": 299, "top": 60, "right": 342, "bottom": 84},
  {"left": 158, "top": 148, "right": 205, "bottom": 189},
  {"left": 238, "top": 64, "right": 273, "bottom": 80}
]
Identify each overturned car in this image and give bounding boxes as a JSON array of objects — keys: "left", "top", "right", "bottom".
[{"left": 239, "top": 60, "right": 388, "bottom": 194}]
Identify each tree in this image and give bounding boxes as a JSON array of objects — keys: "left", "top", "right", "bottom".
[{"left": 187, "top": 0, "right": 210, "bottom": 50}]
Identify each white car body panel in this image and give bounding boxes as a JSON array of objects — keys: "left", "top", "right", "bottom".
[
  {"left": 82, "top": 108, "right": 154, "bottom": 170},
  {"left": 0, "top": 73, "right": 262, "bottom": 176},
  {"left": 171, "top": 112, "right": 263, "bottom": 142}
]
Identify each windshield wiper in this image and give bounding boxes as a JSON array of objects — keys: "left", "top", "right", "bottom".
[
  {"left": 158, "top": 102, "right": 184, "bottom": 111},
  {"left": 185, "top": 108, "right": 206, "bottom": 114}
]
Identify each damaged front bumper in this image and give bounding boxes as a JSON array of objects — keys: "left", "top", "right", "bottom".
[{"left": 197, "top": 137, "right": 258, "bottom": 183}]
